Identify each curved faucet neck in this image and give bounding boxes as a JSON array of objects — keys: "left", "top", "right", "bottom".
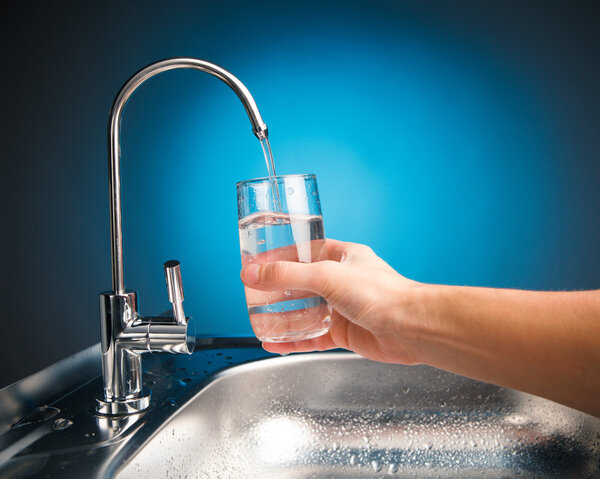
[{"left": 107, "top": 57, "right": 268, "bottom": 294}]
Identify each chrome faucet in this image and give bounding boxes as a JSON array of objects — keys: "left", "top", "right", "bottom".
[{"left": 97, "top": 58, "right": 268, "bottom": 415}]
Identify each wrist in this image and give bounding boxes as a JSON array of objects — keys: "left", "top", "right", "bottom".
[{"left": 393, "top": 282, "right": 455, "bottom": 365}]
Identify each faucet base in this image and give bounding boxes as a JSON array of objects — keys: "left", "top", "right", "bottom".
[{"left": 96, "top": 393, "right": 151, "bottom": 416}]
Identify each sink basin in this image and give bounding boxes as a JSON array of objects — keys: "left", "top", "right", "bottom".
[
  {"left": 1, "top": 341, "right": 598, "bottom": 478},
  {"left": 118, "top": 352, "right": 600, "bottom": 478}
]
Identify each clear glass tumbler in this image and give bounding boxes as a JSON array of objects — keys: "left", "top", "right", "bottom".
[{"left": 237, "top": 174, "right": 332, "bottom": 342}]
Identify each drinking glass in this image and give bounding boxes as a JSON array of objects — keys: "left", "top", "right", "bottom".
[{"left": 237, "top": 174, "right": 331, "bottom": 342}]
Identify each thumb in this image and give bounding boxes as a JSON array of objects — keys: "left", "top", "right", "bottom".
[{"left": 241, "top": 261, "right": 327, "bottom": 294}]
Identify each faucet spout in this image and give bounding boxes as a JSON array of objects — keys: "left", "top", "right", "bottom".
[
  {"left": 108, "top": 57, "right": 268, "bottom": 294},
  {"left": 99, "top": 58, "right": 268, "bottom": 415}
]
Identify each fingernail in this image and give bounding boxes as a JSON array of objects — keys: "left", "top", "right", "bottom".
[{"left": 242, "top": 264, "right": 261, "bottom": 284}]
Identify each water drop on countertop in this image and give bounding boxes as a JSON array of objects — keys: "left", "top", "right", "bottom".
[{"left": 53, "top": 418, "right": 73, "bottom": 431}]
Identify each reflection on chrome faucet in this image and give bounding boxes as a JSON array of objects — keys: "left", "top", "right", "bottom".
[{"left": 97, "top": 57, "right": 269, "bottom": 415}]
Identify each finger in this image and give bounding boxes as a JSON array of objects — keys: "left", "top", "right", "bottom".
[
  {"left": 241, "top": 260, "right": 338, "bottom": 294},
  {"left": 244, "top": 238, "right": 355, "bottom": 266},
  {"left": 325, "top": 239, "right": 378, "bottom": 263},
  {"left": 324, "top": 238, "right": 353, "bottom": 262},
  {"left": 243, "top": 240, "right": 327, "bottom": 265}
]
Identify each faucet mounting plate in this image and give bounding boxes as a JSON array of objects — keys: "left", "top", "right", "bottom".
[{"left": 96, "top": 394, "right": 151, "bottom": 416}]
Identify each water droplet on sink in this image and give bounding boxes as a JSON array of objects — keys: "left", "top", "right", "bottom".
[
  {"left": 371, "top": 460, "right": 382, "bottom": 472},
  {"left": 284, "top": 290, "right": 292, "bottom": 296},
  {"left": 388, "top": 463, "right": 398, "bottom": 473},
  {"left": 403, "top": 386, "right": 410, "bottom": 394},
  {"left": 12, "top": 405, "right": 60, "bottom": 429},
  {"left": 286, "top": 186, "right": 294, "bottom": 195},
  {"left": 349, "top": 454, "right": 357, "bottom": 466},
  {"left": 53, "top": 418, "right": 73, "bottom": 431}
]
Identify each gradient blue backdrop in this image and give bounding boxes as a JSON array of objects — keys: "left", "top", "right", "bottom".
[{"left": 2, "top": 0, "right": 599, "bottom": 386}]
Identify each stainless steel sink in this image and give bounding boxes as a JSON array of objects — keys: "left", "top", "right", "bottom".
[
  {"left": 1, "top": 340, "right": 599, "bottom": 478},
  {"left": 119, "top": 351, "right": 600, "bottom": 478}
]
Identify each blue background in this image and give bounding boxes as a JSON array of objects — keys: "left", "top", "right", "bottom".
[{"left": 2, "top": 0, "right": 599, "bottom": 387}]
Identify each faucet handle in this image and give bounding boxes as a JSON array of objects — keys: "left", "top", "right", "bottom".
[{"left": 164, "top": 260, "right": 186, "bottom": 324}]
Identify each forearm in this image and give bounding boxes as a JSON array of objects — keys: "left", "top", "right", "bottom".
[{"left": 408, "top": 285, "right": 600, "bottom": 416}]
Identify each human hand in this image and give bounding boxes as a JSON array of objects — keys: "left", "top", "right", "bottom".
[{"left": 240, "top": 239, "right": 425, "bottom": 363}]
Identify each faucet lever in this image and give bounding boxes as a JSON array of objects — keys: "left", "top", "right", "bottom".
[{"left": 164, "top": 260, "right": 186, "bottom": 324}]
